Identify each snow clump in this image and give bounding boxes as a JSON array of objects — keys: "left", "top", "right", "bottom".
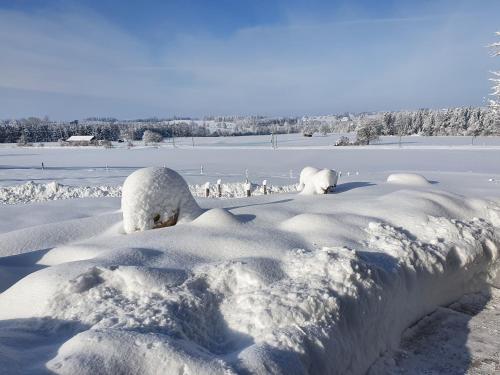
[
  {"left": 122, "top": 167, "right": 202, "bottom": 233},
  {"left": 298, "top": 166, "right": 339, "bottom": 195}
]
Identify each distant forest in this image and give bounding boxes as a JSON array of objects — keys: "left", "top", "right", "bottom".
[{"left": 0, "top": 107, "right": 498, "bottom": 144}]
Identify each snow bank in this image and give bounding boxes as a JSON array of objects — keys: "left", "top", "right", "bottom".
[
  {"left": 386, "top": 173, "right": 430, "bottom": 186},
  {"left": 0, "top": 181, "right": 121, "bottom": 204},
  {"left": 0, "top": 181, "right": 299, "bottom": 205},
  {"left": 122, "top": 167, "right": 202, "bottom": 233},
  {"left": 299, "top": 167, "right": 339, "bottom": 195},
  {"left": 190, "top": 181, "right": 298, "bottom": 199}
]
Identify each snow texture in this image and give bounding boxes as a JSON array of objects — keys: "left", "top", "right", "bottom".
[
  {"left": 299, "top": 166, "right": 339, "bottom": 194},
  {"left": 122, "top": 167, "right": 201, "bottom": 233}
]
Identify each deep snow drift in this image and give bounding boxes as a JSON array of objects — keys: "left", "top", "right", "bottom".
[{"left": 0, "top": 176, "right": 499, "bottom": 374}]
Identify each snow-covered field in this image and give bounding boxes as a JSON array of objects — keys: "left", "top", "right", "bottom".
[{"left": 0, "top": 133, "right": 499, "bottom": 374}]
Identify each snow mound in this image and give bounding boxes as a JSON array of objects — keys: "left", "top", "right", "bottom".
[
  {"left": 386, "top": 173, "right": 430, "bottom": 186},
  {"left": 192, "top": 208, "right": 241, "bottom": 227},
  {"left": 122, "top": 167, "right": 201, "bottom": 233},
  {"left": 299, "top": 167, "right": 339, "bottom": 195}
]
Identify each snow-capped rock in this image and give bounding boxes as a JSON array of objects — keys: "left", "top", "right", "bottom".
[{"left": 121, "top": 167, "right": 202, "bottom": 233}]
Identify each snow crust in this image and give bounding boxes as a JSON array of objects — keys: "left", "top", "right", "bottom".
[
  {"left": 386, "top": 173, "right": 431, "bottom": 186},
  {"left": 122, "top": 167, "right": 201, "bottom": 233},
  {"left": 299, "top": 167, "right": 339, "bottom": 195}
]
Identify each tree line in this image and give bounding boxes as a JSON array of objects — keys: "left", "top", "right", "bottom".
[{"left": 0, "top": 107, "right": 498, "bottom": 144}]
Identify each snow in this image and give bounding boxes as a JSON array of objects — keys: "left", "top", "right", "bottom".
[
  {"left": 298, "top": 166, "right": 320, "bottom": 190},
  {"left": 386, "top": 173, "right": 430, "bottom": 186},
  {"left": 0, "top": 181, "right": 298, "bottom": 205},
  {"left": 299, "top": 167, "right": 339, "bottom": 195},
  {"left": 121, "top": 167, "right": 201, "bottom": 233},
  {"left": 0, "top": 134, "right": 499, "bottom": 374},
  {"left": 0, "top": 181, "right": 121, "bottom": 204}
]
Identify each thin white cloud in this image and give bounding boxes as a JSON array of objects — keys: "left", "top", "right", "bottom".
[{"left": 0, "top": 1, "right": 498, "bottom": 119}]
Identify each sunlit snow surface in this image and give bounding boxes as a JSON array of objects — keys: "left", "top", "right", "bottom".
[{"left": 0, "top": 134, "right": 499, "bottom": 374}]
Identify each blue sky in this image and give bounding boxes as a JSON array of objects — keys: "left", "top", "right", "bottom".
[{"left": 1, "top": 0, "right": 499, "bottom": 119}]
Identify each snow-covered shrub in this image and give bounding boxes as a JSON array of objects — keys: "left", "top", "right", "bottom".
[
  {"left": 334, "top": 136, "right": 351, "bottom": 146},
  {"left": 142, "top": 130, "right": 163, "bottom": 145},
  {"left": 299, "top": 167, "right": 339, "bottom": 195},
  {"left": 122, "top": 167, "right": 201, "bottom": 233},
  {"left": 298, "top": 166, "right": 320, "bottom": 191}
]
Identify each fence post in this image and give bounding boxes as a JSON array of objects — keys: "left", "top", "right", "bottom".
[
  {"left": 204, "top": 182, "right": 210, "bottom": 197},
  {"left": 245, "top": 180, "right": 251, "bottom": 197},
  {"left": 263, "top": 179, "right": 267, "bottom": 195},
  {"left": 217, "top": 179, "right": 222, "bottom": 197}
]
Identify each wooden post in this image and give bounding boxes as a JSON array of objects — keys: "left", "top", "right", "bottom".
[
  {"left": 217, "top": 179, "right": 222, "bottom": 197},
  {"left": 245, "top": 180, "right": 251, "bottom": 197},
  {"left": 262, "top": 179, "right": 267, "bottom": 195},
  {"left": 204, "top": 182, "right": 210, "bottom": 197}
]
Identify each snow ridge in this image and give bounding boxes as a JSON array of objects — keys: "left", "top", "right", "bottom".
[{"left": 0, "top": 181, "right": 298, "bottom": 205}]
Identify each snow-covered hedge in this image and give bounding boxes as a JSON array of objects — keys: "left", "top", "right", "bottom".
[
  {"left": 121, "top": 167, "right": 202, "bottom": 233},
  {"left": 298, "top": 166, "right": 339, "bottom": 194}
]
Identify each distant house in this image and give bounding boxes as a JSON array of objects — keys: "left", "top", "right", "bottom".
[{"left": 65, "top": 135, "right": 96, "bottom": 146}]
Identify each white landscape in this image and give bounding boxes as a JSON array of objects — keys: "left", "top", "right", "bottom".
[
  {"left": 1, "top": 0, "right": 500, "bottom": 374},
  {"left": 0, "top": 134, "right": 499, "bottom": 374}
]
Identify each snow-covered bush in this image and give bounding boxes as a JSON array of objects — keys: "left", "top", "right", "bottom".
[
  {"left": 142, "top": 130, "right": 163, "bottom": 144},
  {"left": 299, "top": 167, "right": 338, "bottom": 195},
  {"left": 122, "top": 167, "right": 201, "bottom": 233},
  {"left": 298, "top": 166, "right": 320, "bottom": 191},
  {"left": 334, "top": 136, "right": 351, "bottom": 146}
]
